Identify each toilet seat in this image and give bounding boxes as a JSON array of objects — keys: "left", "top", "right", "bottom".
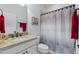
[
  {"left": 38, "top": 43, "right": 49, "bottom": 54},
  {"left": 38, "top": 43, "right": 48, "bottom": 49}
]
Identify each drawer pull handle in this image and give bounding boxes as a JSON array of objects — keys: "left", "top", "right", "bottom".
[
  {"left": 26, "top": 51, "right": 28, "bottom": 53},
  {"left": 23, "top": 53, "right": 25, "bottom": 54}
]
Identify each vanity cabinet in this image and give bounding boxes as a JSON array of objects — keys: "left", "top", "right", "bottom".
[
  {"left": 19, "top": 45, "right": 37, "bottom": 54},
  {"left": 76, "top": 42, "right": 79, "bottom": 54},
  {"left": 0, "top": 36, "right": 39, "bottom": 54}
]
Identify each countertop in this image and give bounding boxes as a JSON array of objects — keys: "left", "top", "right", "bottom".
[{"left": 0, "top": 35, "right": 37, "bottom": 49}]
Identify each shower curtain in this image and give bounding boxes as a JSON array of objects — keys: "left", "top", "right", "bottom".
[{"left": 40, "top": 5, "right": 75, "bottom": 54}]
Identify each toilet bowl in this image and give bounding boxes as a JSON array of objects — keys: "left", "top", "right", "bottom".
[{"left": 38, "top": 43, "right": 49, "bottom": 54}]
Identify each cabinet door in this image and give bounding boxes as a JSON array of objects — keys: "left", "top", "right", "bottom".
[
  {"left": 27, "top": 45, "right": 38, "bottom": 54},
  {"left": 19, "top": 45, "right": 38, "bottom": 54}
]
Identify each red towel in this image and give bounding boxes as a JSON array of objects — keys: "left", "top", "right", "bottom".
[
  {"left": 71, "top": 10, "right": 78, "bottom": 39},
  {"left": 22, "top": 23, "right": 26, "bottom": 32},
  {"left": 20, "top": 22, "right": 23, "bottom": 28},
  {"left": 0, "top": 15, "right": 5, "bottom": 33},
  {"left": 20, "top": 22, "right": 26, "bottom": 32}
]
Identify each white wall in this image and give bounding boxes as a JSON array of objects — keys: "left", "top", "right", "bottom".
[
  {"left": 0, "top": 4, "right": 45, "bottom": 34},
  {"left": 43, "top": 4, "right": 71, "bottom": 13},
  {"left": 0, "top": 4, "right": 27, "bottom": 34},
  {"left": 0, "top": 4, "right": 27, "bottom": 19},
  {"left": 75, "top": 4, "right": 79, "bottom": 9},
  {"left": 27, "top": 4, "right": 45, "bottom": 36}
]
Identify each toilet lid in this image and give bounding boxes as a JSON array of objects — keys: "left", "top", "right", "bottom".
[{"left": 38, "top": 44, "right": 48, "bottom": 49}]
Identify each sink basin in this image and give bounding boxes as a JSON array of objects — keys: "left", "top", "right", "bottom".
[{"left": 21, "top": 35, "right": 29, "bottom": 38}]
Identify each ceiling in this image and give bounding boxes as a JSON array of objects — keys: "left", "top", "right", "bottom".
[{"left": 42, "top": 4, "right": 54, "bottom": 8}]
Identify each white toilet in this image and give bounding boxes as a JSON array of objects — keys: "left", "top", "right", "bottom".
[
  {"left": 37, "top": 36, "right": 53, "bottom": 54},
  {"left": 37, "top": 43, "right": 49, "bottom": 54}
]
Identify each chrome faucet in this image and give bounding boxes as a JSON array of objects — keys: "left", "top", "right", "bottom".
[{"left": 14, "top": 31, "right": 19, "bottom": 37}]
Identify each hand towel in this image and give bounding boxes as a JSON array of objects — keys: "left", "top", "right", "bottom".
[{"left": 71, "top": 10, "right": 78, "bottom": 39}]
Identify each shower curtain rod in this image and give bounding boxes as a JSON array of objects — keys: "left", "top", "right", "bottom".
[
  {"left": 41, "top": 4, "right": 75, "bottom": 15},
  {"left": 76, "top": 8, "right": 79, "bottom": 10}
]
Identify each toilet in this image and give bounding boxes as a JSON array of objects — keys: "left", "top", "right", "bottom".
[{"left": 37, "top": 43, "right": 49, "bottom": 54}]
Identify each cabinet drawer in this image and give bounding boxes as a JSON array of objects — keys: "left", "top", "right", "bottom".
[
  {"left": 1, "top": 39, "right": 38, "bottom": 54},
  {"left": 19, "top": 45, "right": 38, "bottom": 54},
  {"left": 26, "top": 45, "right": 37, "bottom": 54}
]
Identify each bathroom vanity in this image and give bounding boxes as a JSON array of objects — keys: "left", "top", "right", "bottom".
[
  {"left": 76, "top": 40, "right": 79, "bottom": 54},
  {"left": 0, "top": 35, "right": 39, "bottom": 54}
]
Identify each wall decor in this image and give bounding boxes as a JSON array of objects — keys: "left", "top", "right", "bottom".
[{"left": 32, "top": 17, "right": 39, "bottom": 25}]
